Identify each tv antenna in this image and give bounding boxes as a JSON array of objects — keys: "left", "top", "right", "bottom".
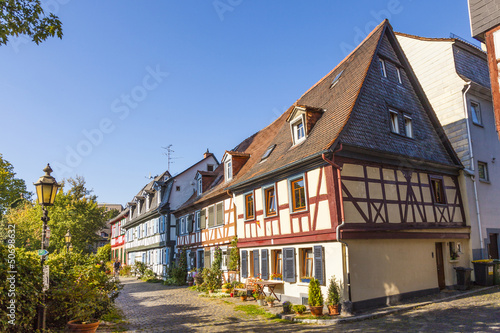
[{"left": 162, "top": 145, "right": 175, "bottom": 172}]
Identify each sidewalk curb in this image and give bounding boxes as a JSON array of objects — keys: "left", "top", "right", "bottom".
[{"left": 278, "top": 286, "right": 498, "bottom": 325}]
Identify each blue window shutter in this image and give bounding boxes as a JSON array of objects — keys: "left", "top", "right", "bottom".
[
  {"left": 253, "top": 250, "right": 260, "bottom": 277},
  {"left": 283, "top": 247, "right": 296, "bottom": 282},
  {"left": 241, "top": 250, "right": 248, "bottom": 278},
  {"left": 314, "top": 245, "right": 324, "bottom": 285},
  {"left": 261, "top": 249, "right": 269, "bottom": 280}
]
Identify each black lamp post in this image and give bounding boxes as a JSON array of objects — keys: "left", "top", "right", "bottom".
[
  {"left": 34, "top": 164, "right": 60, "bottom": 331},
  {"left": 65, "top": 229, "right": 72, "bottom": 252}
]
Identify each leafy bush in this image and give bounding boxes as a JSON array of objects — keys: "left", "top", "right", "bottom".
[
  {"left": 228, "top": 237, "right": 239, "bottom": 271},
  {"left": 308, "top": 278, "right": 324, "bottom": 307},
  {"left": 132, "top": 261, "right": 149, "bottom": 278},
  {"left": 293, "top": 304, "right": 306, "bottom": 314},
  {"left": 140, "top": 268, "right": 156, "bottom": 282},
  {"left": 0, "top": 245, "right": 122, "bottom": 331},
  {"left": 202, "top": 267, "right": 222, "bottom": 291},
  {"left": 119, "top": 265, "right": 131, "bottom": 276},
  {"left": 265, "top": 296, "right": 275, "bottom": 303},
  {"left": 0, "top": 245, "right": 42, "bottom": 332},
  {"left": 237, "top": 291, "right": 247, "bottom": 297},
  {"left": 96, "top": 243, "right": 111, "bottom": 262}
]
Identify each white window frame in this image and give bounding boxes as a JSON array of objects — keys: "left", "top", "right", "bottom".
[
  {"left": 390, "top": 110, "right": 399, "bottom": 134},
  {"left": 478, "top": 161, "right": 489, "bottom": 182},
  {"left": 195, "top": 211, "right": 201, "bottom": 231},
  {"left": 290, "top": 115, "right": 306, "bottom": 145},
  {"left": 404, "top": 115, "right": 413, "bottom": 138},
  {"left": 196, "top": 174, "right": 203, "bottom": 195},
  {"left": 396, "top": 67, "right": 403, "bottom": 84},
  {"left": 379, "top": 58, "right": 387, "bottom": 78},
  {"left": 225, "top": 158, "right": 233, "bottom": 181},
  {"left": 470, "top": 101, "right": 482, "bottom": 126}
]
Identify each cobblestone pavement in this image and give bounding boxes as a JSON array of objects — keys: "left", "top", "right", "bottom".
[{"left": 107, "top": 277, "right": 500, "bottom": 332}]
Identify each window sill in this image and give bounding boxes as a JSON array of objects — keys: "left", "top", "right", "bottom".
[
  {"left": 479, "top": 179, "right": 490, "bottom": 184},
  {"left": 290, "top": 208, "right": 308, "bottom": 215},
  {"left": 472, "top": 122, "right": 484, "bottom": 128}
]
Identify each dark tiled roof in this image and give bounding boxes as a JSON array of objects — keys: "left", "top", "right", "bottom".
[{"left": 469, "top": 0, "right": 500, "bottom": 41}]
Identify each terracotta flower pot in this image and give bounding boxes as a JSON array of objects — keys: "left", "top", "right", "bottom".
[
  {"left": 328, "top": 304, "right": 340, "bottom": 316},
  {"left": 67, "top": 320, "right": 100, "bottom": 333},
  {"left": 309, "top": 305, "right": 323, "bottom": 317},
  {"left": 267, "top": 302, "right": 274, "bottom": 308},
  {"left": 240, "top": 295, "right": 247, "bottom": 301}
]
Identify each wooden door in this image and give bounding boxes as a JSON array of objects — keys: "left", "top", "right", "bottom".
[
  {"left": 489, "top": 233, "right": 499, "bottom": 259},
  {"left": 435, "top": 243, "right": 445, "bottom": 290}
]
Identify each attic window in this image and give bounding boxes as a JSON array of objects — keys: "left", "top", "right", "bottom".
[
  {"left": 379, "top": 58, "right": 387, "bottom": 78},
  {"left": 225, "top": 158, "right": 233, "bottom": 181},
  {"left": 330, "top": 70, "right": 344, "bottom": 88},
  {"left": 291, "top": 116, "right": 306, "bottom": 145},
  {"left": 261, "top": 145, "right": 276, "bottom": 161}
]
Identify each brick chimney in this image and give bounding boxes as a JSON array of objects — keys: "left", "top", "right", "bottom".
[{"left": 204, "top": 149, "right": 212, "bottom": 159}]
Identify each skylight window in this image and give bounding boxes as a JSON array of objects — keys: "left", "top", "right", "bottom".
[
  {"left": 261, "top": 145, "right": 276, "bottom": 161},
  {"left": 330, "top": 70, "right": 344, "bottom": 88}
]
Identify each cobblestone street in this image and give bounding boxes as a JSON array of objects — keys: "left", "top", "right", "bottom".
[{"left": 107, "top": 277, "right": 500, "bottom": 332}]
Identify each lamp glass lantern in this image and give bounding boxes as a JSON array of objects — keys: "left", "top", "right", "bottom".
[
  {"left": 65, "top": 230, "right": 72, "bottom": 244},
  {"left": 34, "top": 164, "right": 60, "bottom": 206}
]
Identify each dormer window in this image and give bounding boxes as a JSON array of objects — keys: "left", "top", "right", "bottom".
[
  {"left": 291, "top": 116, "right": 306, "bottom": 145},
  {"left": 196, "top": 174, "right": 203, "bottom": 195},
  {"left": 261, "top": 144, "right": 276, "bottom": 161},
  {"left": 225, "top": 158, "right": 233, "bottom": 181}
]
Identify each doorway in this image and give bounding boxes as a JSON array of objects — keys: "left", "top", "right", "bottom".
[
  {"left": 489, "top": 233, "right": 499, "bottom": 259},
  {"left": 435, "top": 242, "right": 445, "bottom": 289}
]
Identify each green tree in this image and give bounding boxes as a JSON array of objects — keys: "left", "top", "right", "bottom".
[
  {"left": 0, "top": 154, "right": 31, "bottom": 219},
  {"left": 4, "top": 176, "right": 108, "bottom": 253},
  {"left": 228, "top": 236, "right": 239, "bottom": 271},
  {"left": 0, "top": 0, "right": 63, "bottom": 45}
]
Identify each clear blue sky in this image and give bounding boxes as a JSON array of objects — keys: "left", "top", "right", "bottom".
[{"left": 1, "top": 0, "right": 476, "bottom": 206}]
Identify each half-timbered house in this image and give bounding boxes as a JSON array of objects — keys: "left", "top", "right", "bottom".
[{"left": 228, "top": 20, "right": 470, "bottom": 312}]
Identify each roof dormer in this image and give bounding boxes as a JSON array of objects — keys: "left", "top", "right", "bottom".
[
  {"left": 221, "top": 151, "right": 250, "bottom": 182},
  {"left": 195, "top": 171, "right": 217, "bottom": 195},
  {"left": 287, "top": 104, "right": 324, "bottom": 145}
]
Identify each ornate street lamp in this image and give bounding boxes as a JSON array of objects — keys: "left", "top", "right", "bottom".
[
  {"left": 65, "top": 229, "right": 72, "bottom": 252},
  {"left": 34, "top": 164, "right": 60, "bottom": 331}
]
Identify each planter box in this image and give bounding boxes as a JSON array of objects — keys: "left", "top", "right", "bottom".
[{"left": 300, "top": 278, "right": 311, "bottom": 283}]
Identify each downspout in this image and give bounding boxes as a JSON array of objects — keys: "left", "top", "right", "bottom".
[
  {"left": 322, "top": 144, "right": 352, "bottom": 311},
  {"left": 463, "top": 82, "right": 485, "bottom": 258}
]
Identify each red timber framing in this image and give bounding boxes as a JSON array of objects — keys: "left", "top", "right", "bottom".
[
  {"left": 239, "top": 165, "right": 341, "bottom": 248},
  {"left": 177, "top": 197, "right": 236, "bottom": 249},
  {"left": 338, "top": 157, "right": 468, "bottom": 240},
  {"left": 484, "top": 26, "right": 500, "bottom": 140}
]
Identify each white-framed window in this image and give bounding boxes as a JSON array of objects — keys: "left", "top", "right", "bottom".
[
  {"left": 197, "top": 174, "right": 203, "bottom": 195},
  {"left": 470, "top": 101, "right": 482, "bottom": 125},
  {"left": 291, "top": 115, "right": 306, "bottom": 145},
  {"left": 379, "top": 58, "right": 387, "bottom": 78},
  {"left": 390, "top": 110, "right": 399, "bottom": 134},
  {"left": 225, "top": 159, "right": 233, "bottom": 181},
  {"left": 221, "top": 247, "right": 228, "bottom": 270},
  {"left": 478, "top": 161, "right": 489, "bottom": 182},
  {"left": 404, "top": 116, "right": 413, "bottom": 138},
  {"left": 396, "top": 67, "right": 403, "bottom": 84},
  {"left": 195, "top": 211, "right": 201, "bottom": 231},
  {"left": 180, "top": 217, "right": 185, "bottom": 235}
]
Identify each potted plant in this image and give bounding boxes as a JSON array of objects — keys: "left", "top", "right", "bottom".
[
  {"left": 326, "top": 276, "right": 341, "bottom": 315},
  {"left": 308, "top": 278, "right": 324, "bottom": 316},
  {"left": 270, "top": 273, "right": 283, "bottom": 281},
  {"left": 237, "top": 291, "right": 248, "bottom": 301},
  {"left": 221, "top": 282, "right": 232, "bottom": 293},
  {"left": 187, "top": 275, "right": 194, "bottom": 286},
  {"left": 265, "top": 295, "right": 275, "bottom": 307},
  {"left": 253, "top": 292, "right": 265, "bottom": 306},
  {"left": 282, "top": 301, "right": 292, "bottom": 314},
  {"left": 292, "top": 304, "right": 306, "bottom": 315}
]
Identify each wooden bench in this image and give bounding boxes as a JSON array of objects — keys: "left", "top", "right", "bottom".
[{"left": 233, "top": 278, "right": 258, "bottom": 296}]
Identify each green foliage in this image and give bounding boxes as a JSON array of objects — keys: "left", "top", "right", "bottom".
[
  {"left": 308, "top": 278, "right": 324, "bottom": 306},
  {"left": 0, "top": 245, "right": 121, "bottom": 331},
  {"left": 228, "top": 236, "right": 240, "bottom": 271},
  {"left": 132, "top": 261, "right": 149, "bottom": 278},
  {"left": 46, "top": 251, "right": 122, "bottom": 326},
  {"left": 237, "top": 291, "right": 247, "bottom": 297},
  {"left": 282, "top": 301, "right": 292, "bottom": 313},
  {"left": 166, "top": 249, "right": 188, "bottom": 285},
  {"left": 326, "top": 275, "right": 341, "bottom": 305},
  {"left": 234, "top": 304, "right": 279, "bottom": 320},
  {"left": 202, "top": 266, "right": 222, "bottom": 291},
  {"left": 119, "top": 265, "right": 131, "bottom": 276},
  {"left": 3, "top": 177, "right": 108, "bottom": 254},
  {"left": 265, "top": 295, "right": 275, "bottom": 303},
  {"left": 0, "top": 0, "right": 63, "bottom": 45},
  {"left": 0, "top": 245, "right": 42, "bottom": 332},
  {"left": 96, "top": 243, "right": 111, "bottom": 262},
  {"left": 292, "top": 304, "right": 306, "bottom": 314},
  {"left": 140, "top": 268, "right": 156, "bottom": 282},
  {"left": 0, "top": 154, "right": 31, "bottom": 221}
]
